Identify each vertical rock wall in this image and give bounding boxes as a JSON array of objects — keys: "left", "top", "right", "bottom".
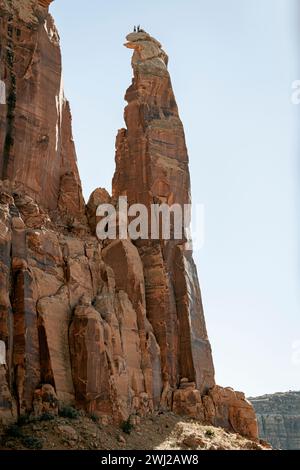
[
  {"left": 0, "top": 0, "right": 85, "bottom": 220},
  {"left": 112, "top": 32, "right": 215, "bottom": 395}
]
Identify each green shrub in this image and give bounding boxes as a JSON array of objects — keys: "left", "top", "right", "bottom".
[
  {"left": 39, "top": 412, "right": 55, "bottom": 422},
  {"left": 89, "top": 413, "right": 99, "bottom": 423},
  {"left": 5, "top": 425, "right": 23, "bottom": 438},
  {"left": 22, "top": 436, "right": 43, "bottom": 450},
  {"left": 121, "top": 418, "right": 133, "bottom": 435},
  {"left": 205, "top": 429, "right": 215, "bottom": 438},
  {"left": 17, "top": 414, "right": 31, "bottom": 426},
  {"left": 59, "top": 405, "right": 79, "bottom": 420}
]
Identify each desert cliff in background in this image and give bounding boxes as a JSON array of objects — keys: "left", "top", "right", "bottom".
[
  {"left": 0, "top": 0, "right": 258, "bottom": 440},
  {"left": 250, "top": 392, "right": 300, "bottom": 449}
]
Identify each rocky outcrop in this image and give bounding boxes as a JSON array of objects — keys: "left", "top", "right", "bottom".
[
  {"left": 250, "top": 391, "right": 300, "bottom": 449},
  {"left": 173, "top": 385, "right": 258, "bottom": 440},
  {"left": 0, "top": 187, "right": 159, "bottom": 424},
  {"left": 0, "top": 1, "right": 258, "bottom": 441},
  {"left": 0, "top": 0, "right": 85, "bottom": 222}
]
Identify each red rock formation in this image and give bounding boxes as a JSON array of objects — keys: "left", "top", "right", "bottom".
[
  {"left": 0, "top": 0, "right": 85, "bottom": 222},
  {"left": 112, "top": 31, "right": 258, "bottom": 439},
  {"left": 38, "top": 0, "right": 53, "bottom": 8},
  {"left": 113, "top": 31, "right": 215, "bottom": 397},
  {"left": 0, "top": 2, "right": 258, "bottom": 441}
]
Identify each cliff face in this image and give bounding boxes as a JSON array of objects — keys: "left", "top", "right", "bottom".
[
  {"left": 250, "top": 392, "right": 300, "bottom": 449},
  {"left": 0, "top": 0, "right": 85, "bottom": 220},
  {"left": 0, "top": 2, "right": 258, "bottom": 440}
]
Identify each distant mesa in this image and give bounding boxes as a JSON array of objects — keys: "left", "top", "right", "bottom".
[{"left": 250, "top": 391, "right": 300, "bottom": 450}]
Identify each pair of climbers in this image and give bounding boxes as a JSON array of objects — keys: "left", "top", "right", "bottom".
[{"left": 133, "top": 25, "right": 145, "bottom": 33}]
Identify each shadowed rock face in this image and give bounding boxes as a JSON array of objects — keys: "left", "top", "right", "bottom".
[
  {"left": 250, "top": 392, "right": 300, "bottom": 449},
  {"left": 113, "top": 31, "right": 215, "bottom": 395},
  {"left": 0, "top": 3, "right": 258, "bottom": 440},
  {"left": 0, "top": 0, "right": 85, "bottom": 220}
]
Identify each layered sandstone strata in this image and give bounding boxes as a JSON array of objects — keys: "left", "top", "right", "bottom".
[
  {"left": 113, "top": 31, "right": 216, "bottom": 396},
  {"left": 250, "top": 391, "right": 300, "bottom": 449},
  {"left": 0, "top": 0, "right": 85, "bottom": 221},
  {"left": 0, "top": 1, "right": 258, "bottom": 441}
]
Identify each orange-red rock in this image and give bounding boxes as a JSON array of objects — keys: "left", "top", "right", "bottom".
[
  {"left": 113, "top": 31, "right": 215, "bottom": 393},
  {"left": 0, "top": 3, "right": 258, "bottom": 441},
  {"left": 0, "top": 0, "right": 85, "bottom": 222},
  {"left": 112, "top": 31, "right": 258, "bottom": 439},
  {"left": 38, "top": 0, "right": 53, "bottom": 8}
]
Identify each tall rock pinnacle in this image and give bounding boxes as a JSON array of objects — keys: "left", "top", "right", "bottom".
[
  {"left": 113, "top": 31, "right": 215, "bottom": 394},
  {"left": 111, "top": 32, "right": 258, "bottom": 439}
]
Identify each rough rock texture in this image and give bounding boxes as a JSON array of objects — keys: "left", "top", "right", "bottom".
[
  {"left": 113, "top": 31, "right": 215, "bottom": 396},
  {"left": 0, "top": 412, "right": 271, "bottom": 451},
  {"left": 38, "top": 1, "right": 53, "bottom": 8},
  {"left": 250, "top": 391, "right": 300, "bottom": 449},
  {"left": 0, "top": 2, "right": 258, "bottom": 441},
  {"left": 0, "top": 0, "right": 85, "bottom": 221},
  {"left": 112, "top": 32, "right": 258, "bottom": 439},
  {"left": 86, "top": 188, "right": 111, "bottom": 235}
]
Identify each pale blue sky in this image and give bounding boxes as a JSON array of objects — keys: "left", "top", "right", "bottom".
[{"left": 51, "top": 0, "right": 300, "bottom": 397}]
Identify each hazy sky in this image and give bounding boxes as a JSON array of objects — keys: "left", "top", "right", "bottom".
[{"left": 51, "top": 0, "right": 300, "bottom": 397}]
